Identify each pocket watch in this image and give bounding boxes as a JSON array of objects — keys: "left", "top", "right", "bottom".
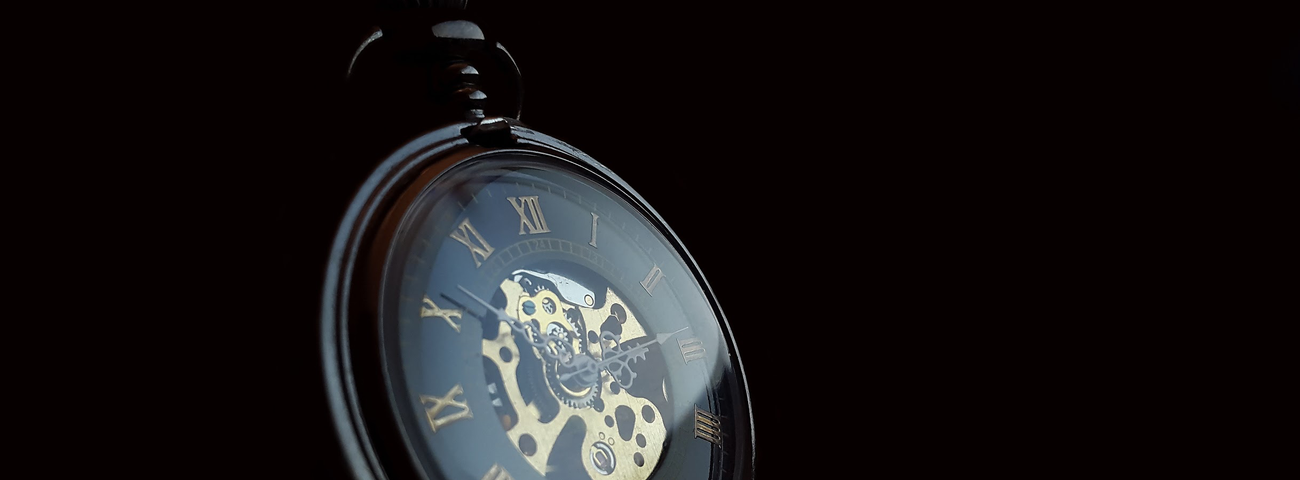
[{"left": 320, "top": 3, "right": 755, "bottom": 479}]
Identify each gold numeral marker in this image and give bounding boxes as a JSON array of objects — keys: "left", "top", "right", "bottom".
[
  {"left": 420, "top": 295, "right": 462, "bottom": 332},
  {"left": 420, "top": 384, "right": 473, "bottom": 433},
  {"left": 449, "top": 219, "right": 495, "bottom": 267},
  {"left": 678, "top": 337, "right": 706, "bottom": 364},
  {"left": 640, "top": 264, "right": 665, "bottom": 296},
  {"left": 589, "top": 212, "right": 599, "bottom": 248},
  {"left": 694, "top": 406, "right": 723, "bottom": 445},
  {"left": 508, "top": 196, "right": 551, "bottom": 235},
  {"left": 481, "top": 464, "right": 514, "bottom": 480}
]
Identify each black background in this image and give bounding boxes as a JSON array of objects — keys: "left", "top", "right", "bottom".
[{"left": 25, "top": 1, "right": 1298, "bottom": 477}]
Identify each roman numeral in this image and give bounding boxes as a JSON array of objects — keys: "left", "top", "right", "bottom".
[
  {"left": 420, "top": 384, "right": 473, "bottom": 433},
  {"left": 694, "top": 406, "right": 723, "bottom": 445},
  {"left": 449, "top": 219, "right": 494, "bottom": 268},
  {"left": 508, "top": 196, "right": 550, "bottom": 235},
  {"left": 640, "top": 264, "right": 665, "bottom": 296},
  {"left": 678, "top": 337, "right": 705, "bottom": 364},
  {"left": 481, "top": 464, "right": 514, "bottom": 480},
  {"left": 589, "top": 212, "right": 599, "bottom": 248},
  {"left": 420, "top": 295, "right": 462, "bottom": 332}
]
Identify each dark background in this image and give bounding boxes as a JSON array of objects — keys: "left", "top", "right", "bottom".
[
  {"left": 244, "top": 5, "right": 1297, "bottom": 475},
  {"left": 28, "top": 1, "right": 1297, "bottom": 476},
  {"left": 259, "top": 3, "right": 836, "bottom": 474}
]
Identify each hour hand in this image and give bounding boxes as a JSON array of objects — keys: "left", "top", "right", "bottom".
[
  {"left": 459, "top": 285, "right": 579, "bottom": 365},
  {"left": 456, "top": 286, "right": 517, "bottom": 326}
]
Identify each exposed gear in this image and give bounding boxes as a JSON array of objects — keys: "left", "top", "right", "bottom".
[
  {"left": 480, "top": 278, "right": 671, "bottom": 479},
  {"left": 516, "top": 289, "right": 603, "bottom": 410},
  {"left": 544, "top": 307, "right": 602, "bottom": 408},
  {"left": 546, "top": 358, "right": 602, "bottom": 408},
  {"left": 516, "top": 274, "right": 550, "bottom": 296}
]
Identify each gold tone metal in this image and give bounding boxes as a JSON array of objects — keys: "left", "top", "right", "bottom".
[
  {"left": 694, "top": 406, "right": 723, "bottom": 446},
  {"left": 639, "top": 265, "right": 665, "bottom": 296},
  {"left": 419, "top": 384, "right": 473, "bottom": 433},
  {"left": 484, "top": 280, "right": 663, "bottom": 480},
  {"left": 589, "top": 212, "right": 599, "bottom": 248},
  {"left": 449, "top": 218, "right": 495, "bottom": 268},
  {"left": 481, "top": 464, "right": 514, "bottom": 480},
  {"left": 678, "top": 337, "right": 705, "bottom": 365},
  {"left": 420, "top": 295, "right": 462, "bottom": 332},
  {"left": 508, "top": 196, "right": 551, "bottom": 235}
]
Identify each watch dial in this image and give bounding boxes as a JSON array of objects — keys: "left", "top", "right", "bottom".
[{"left": 372, "top": 150, "right": 749, "bottom": 480}]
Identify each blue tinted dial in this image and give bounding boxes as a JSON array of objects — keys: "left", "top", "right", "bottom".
[{"left": 374, "top": 151, "right": 740, "bottom": 480}]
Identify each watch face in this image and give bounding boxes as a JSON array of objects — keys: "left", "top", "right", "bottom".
[{"left": 331, "top": 135, "right": 753, "bottom": 480}]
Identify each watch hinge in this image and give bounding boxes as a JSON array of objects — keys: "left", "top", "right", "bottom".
[{"left": 461, "top": 117, "right": 518, "bottom": 147}]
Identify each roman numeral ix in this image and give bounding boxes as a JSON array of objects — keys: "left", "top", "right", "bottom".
[{"left": 420, "top": 384, "right": 473, "bottom": 433}]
